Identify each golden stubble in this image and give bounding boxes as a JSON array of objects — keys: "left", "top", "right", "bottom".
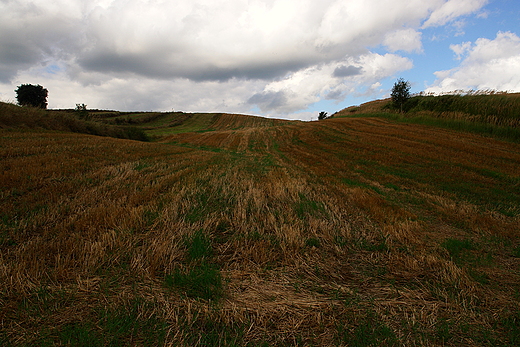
[{"left": 1, "top": 112, "right": 520, "bottom": 345}]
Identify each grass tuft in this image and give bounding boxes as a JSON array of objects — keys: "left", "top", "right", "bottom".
[
  {"left": 336, "top": 311, "right": 398, "bottom": 346},
  {"left": 442, "top": 238, "right": 475, "bottom": 263},
  {"left": 165, "top": 262, "right": 223, "bottom": 301},
  {"left": 165, "top": 229, "right": 223, "bottom": 301},
  {"left": 186, "top": 229, "right": 213, "bottom": 261}
]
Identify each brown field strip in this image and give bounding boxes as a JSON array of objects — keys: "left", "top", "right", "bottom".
[{"left": 1, "top": 116, "right": 519, "bottom": 346}]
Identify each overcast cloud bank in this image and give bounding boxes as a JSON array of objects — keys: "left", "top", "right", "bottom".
[{"left": 1, "top": 0, "right": 518, "bottom": 119}]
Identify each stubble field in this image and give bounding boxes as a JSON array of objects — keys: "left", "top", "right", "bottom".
[{"left": 1, "top": 108, "right": 519, "bottom": 346}]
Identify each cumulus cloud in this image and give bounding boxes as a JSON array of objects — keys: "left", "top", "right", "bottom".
[
  {"left": 249, "top": 53, "right": 413, "bottom": 113},
  {"left": 422, "top": 0, "right": 489, "bottom": 28},
  {"left": 450, "top": 41, "right": 472, "bottom": 60},
  {"left": 383, "top": 29, "right": 423, "bottom": 53},
  {"left": 248, "top": 91, "right": 289, "bottom": 112},
  {"left": 333, "top": 65, "right": 363, "bottom": 78},
  {"left": 427, "top": 31, "right": 520, "bottom": 93},
  {"left": 0, "top": 0, "right": 491, "bottom": 115}
]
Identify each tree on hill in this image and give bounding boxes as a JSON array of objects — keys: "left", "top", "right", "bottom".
[
  {"left": 75, "top": 103, "right": 90, "bottom": 120},
  {"left": 318, "top": 111, "right": 328, "bottom": 120},
  {"left": 391, "top": 78, "right": 411, "bottom": 113},
  {"left": 15, "top": 84, "right": 48, "bottom": 109}
]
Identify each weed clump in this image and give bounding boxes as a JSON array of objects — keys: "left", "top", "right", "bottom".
[
  {"left": 336, "top": 311, "right": 398, "bottom": 346},
  {"left": 166, "top": 262, "right": 223, "bottom": 301},
  {"left": 165, "top": 230, "right": 223, "bottom": 301},
  {"left": 442, "top": 238, "right": 475, "bottom": 263}
]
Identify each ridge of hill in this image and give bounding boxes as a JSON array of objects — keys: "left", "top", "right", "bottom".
[
  {"left": 100, "top": 111, "right": 291, "bottom": 138},
  {"left": 1, "top": 96, "right": 520, "bottom": 346},
  {"left": 0, "top": 102, "right": 292, "bottom": 142},
  {"left": 334, "top": 92, "right": 520, "bottom": 142},
  {"left": 0, "top": 102, "right": 151, "bottom": 141}
]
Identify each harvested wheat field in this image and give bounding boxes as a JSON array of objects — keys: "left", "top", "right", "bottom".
[{"left": 1, "top": 104, "right": 520, "bottom": 346}]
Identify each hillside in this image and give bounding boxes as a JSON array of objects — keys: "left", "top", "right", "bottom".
[
  {"left": 1, "top": 98, "right": 520, "bottom": 346},
  {"left": 335, "top": 92, "right": 520, "bottom": 142}
]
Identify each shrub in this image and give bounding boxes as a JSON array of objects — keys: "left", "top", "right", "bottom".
[{"left": 75, "top": 103, "right": 90, "bottom": 120}]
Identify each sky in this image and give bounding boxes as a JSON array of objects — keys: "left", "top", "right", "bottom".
[{"left": 1, "top": 0, "right": 519, "bottom": 121}]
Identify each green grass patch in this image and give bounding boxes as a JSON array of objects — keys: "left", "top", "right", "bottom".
[
  {"left": 165, "top": 262, "right": 223, "bottom": 301},
  {"left": 185, "top": 229, "right": 213, "bottom": 261},
  {"left": 146, "top": 113, "right": 220, "bottom": 136},
  {"left": 165, "top": 229, "right": 223, "bottom": 301},
  {"left": 342, "top": 177, "right": 384, "bottom": 195},
  {"left": 134, "top": 161, "right": 152, "bottom": 171},
  {"left": 294, "top": 193, "right": 327, "bottom": 219},
  {"left": 441, "top": 238, "right": 495, "bottom": 285},
  {"left": 441, "top": 238, "right": 475, "bottom": 263},
  {"left": 434, "top": 318, "right": 453, "bottom": 345},
  {"left": 184, "top": 187, "right": 233, "bottom": 223},
  {"left": 23, "top": 297, "right": 168, "bottom": 347},
  {"left": 500, "top": 310, "right": 520, "bottom": 346},
  {"left": 185, "top": 191, "right": 211, "bottom": 223},
  {"left": 468, "top": 268, "right": 491, "bottom": 285},
  {"left": 379, "top": 111, "right": 520, "bottom": 143},
  {"left": 142, "top": 209, "right": 159, "bottom": 227},
  {"left": 58, "top": 322, "right": 102, "bottom": 347},
  {"left": 336, "top": 311, "right": 398, "bottom": 346},
  {"left": 180, "top": 312, "right": 247, "bottom": 347},
  {"left": 0, "top": 220, "right": 17, "bottom": 246},
  {"left": 97, "top": 298, "right": 167, "bottom": 346},
  {"left": 436, "top": 168, "right": 520, "bottom": 215},
  {"left": 165, "top": 141, "right": 229, "bottom": 154},
  {"left": 357, "top": 237, "right": 389, "bottom": 253},
  {"left": 305, "top": 237, "right": 321, "bottom": 248}
]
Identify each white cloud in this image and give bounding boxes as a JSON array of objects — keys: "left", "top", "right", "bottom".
[
  {"left": 422, "top": 0, "right": 488, "bottom": 28},
  {"left": 249, "top": 53, "right": 413, "bottom": 113},
  {"left": 450, "top": 41, "right": 472, "bottom": 60},
  {"left": 0, "top": 0, "right": 491, "bottom": 116},
  {"left": 427, "top": 31, "right": 520, "bottom": 93},
  {"left": 6, "top": 59, "right": 267, "bottom": 113},
  {"left": 384, "top": 29, "right": 423, "bottom": 53}
]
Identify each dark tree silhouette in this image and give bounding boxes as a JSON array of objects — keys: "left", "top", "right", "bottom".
[
  {"left": 75, "top": 103, "right": 90, "bottom": 120},
  {"left": 318, "top": 111, "right": 328, "bottom": 120},
  {"left": 391, "top": 78, "right": 411, "bottom": 113},
  {"left": 15, "top": 84, "right": 48, "bottom": 109}
]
